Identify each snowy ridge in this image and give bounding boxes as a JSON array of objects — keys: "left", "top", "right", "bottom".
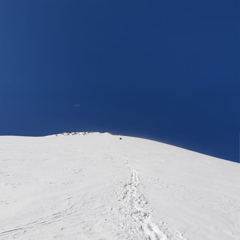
[{"left": 0, "top": 133, "right": 239, "bottom": 240}]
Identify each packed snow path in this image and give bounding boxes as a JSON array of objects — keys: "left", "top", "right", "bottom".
[
  {"left": 115, "top": 156, "right": 187, "bottom": 240},
  {"left": 0, "top": 132, "right": 240, "bottom": 240},
  {"left": 120, "top": 164, "right": 167, "bottom": 240}
]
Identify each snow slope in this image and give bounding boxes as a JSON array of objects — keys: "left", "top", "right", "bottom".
[{"left": 0, "top": 132, "right": 239, "bottom": 240}]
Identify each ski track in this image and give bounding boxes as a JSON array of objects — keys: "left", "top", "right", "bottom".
[
  {"left": 118, "top": 157, "right": 187, "bottom": 240},
  {"left": 0, "top": 196, "right": 87, "bottom": 239}
]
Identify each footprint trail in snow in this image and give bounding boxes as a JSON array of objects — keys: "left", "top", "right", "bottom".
[{"left": 118, "top": 157, "right": 187, "bottom": 240}]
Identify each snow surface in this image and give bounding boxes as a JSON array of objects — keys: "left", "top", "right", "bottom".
[{"left": 0, "top": 132, "right": 240, "bottom": 240}]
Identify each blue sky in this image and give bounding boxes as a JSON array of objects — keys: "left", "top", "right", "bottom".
[{"left": 0, "top": 0, "right": 239, "bottom": 162}]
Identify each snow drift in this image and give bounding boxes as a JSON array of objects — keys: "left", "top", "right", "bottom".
[{"left": 0, "top": 132, "right": 239, "bottom": 240}]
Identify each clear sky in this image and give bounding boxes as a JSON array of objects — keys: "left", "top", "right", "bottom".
[{"left": 0, "top": 0, "right": 239, "bottom": 162}]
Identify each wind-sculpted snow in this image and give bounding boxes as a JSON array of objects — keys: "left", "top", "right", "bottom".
[{"left": 0, "top": 133, "right": 239, "bottom": 240}]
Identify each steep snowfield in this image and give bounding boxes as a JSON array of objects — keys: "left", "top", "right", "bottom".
[{"left": 0, "top": 132, "right": 239, "bottom": 240}]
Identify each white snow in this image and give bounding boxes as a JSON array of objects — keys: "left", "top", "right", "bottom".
[{"left": 0, "top": 132, "right": 239, "bottom": 240}]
